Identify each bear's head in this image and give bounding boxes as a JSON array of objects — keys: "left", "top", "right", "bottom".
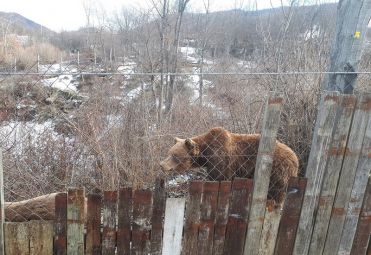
[{"left": 160, "top": 137, "right": 200, "bottom": 173}]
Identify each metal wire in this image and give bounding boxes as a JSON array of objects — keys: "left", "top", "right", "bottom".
[{"left": 1, "top": 71, "right": 371, "bottom": 76}]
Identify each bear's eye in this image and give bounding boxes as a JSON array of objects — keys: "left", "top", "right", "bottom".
[{"left": 172, "top": 155, "right": 181, "bottom": 163}]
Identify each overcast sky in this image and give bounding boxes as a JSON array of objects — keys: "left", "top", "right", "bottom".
[{"left": 0, "top": 0, "right": 337, "bottom": 32}]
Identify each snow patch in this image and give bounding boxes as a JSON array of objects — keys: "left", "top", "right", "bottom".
[{"left": 42, "top": 75, "right": 78, "bottom": 93}]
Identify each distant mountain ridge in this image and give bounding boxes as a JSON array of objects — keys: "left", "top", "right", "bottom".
[{"left": 0, "top": 11, "right": 55, "bottom": 34}]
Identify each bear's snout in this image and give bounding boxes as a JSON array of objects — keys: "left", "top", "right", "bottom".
[{"left": 160, "top": 159, "right": 173, "bottom": 172}]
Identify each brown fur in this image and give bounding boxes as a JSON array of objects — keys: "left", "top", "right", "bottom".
[{"left": 160, "top": 127, "right": 299, "bottom": 204}]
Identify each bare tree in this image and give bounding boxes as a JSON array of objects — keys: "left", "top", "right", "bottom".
[{"left": 165, "top": 0, "right": 191, "bottom": 112}]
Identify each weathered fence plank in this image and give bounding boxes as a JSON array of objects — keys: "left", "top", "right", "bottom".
[
  {"left": 182, "top": 181, "right": 203, "bottom": 255},
  {"left": 258, "top": 201, "right": 281, "bottom": 255},
  {"left": 224, "top": 178, "right": 253, "bottom": 255},
  {"left": 274, "top": 177, "right": 307, "bottom": 255},
  {"left": 151, "top": 179, "right": 166, "bottom": 255},
  {"left": 117, "top": 188, "right": 132, "bottom": 255},
  {"left": 29, "top": 221, "right": 54, "bottom": 255},
  {"left": 0, "top": 149, "right": 4, "bottom": 255},
  {"left": 198, "top": 182, "right": 219, "bottom": 255},
  {"left": 86, "top": 192, "right": 102, "bottom": 255},
  {"left": 4, "top": 222, "right": 29, "bottom": 255},
  {"left": 323, "top": 94, "right": 370, "bottom": 255},
  {"left": 67, "top": 188, "right": 85, "bottom": 255},
  {"left": 162, "top": 198, "right": 186, "bottom": 255},
  {"left": 350, "top": 177, "right": 371, "bottom": 255},
  {"left": 102, "top": 191, "right": 117, "bottom": 255},
  {"left": 293, "top": 91, "right": 340, "bottom": 255},
  {"left": 213, "top": 181, "right": 232, "bottom": 255},
  {"left": 131, "top": 189, "right": 153, "bottom": 254},
  {"left": 339, "top": 106, "right": 371, "bottom": 254},
  {"left": 308, "top": 94, "right": 356, "bottom": 255},
  {"left": 54, "top": 193, "right": 67, "bottom": 255},
  {"left": 244, "top": 92, "right": 284, "bottom": 255}
]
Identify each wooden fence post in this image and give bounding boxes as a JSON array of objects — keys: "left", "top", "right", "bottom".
[
  {"left": 54, "top": 193, "right": 67, "bottom": 255},
  {"left": 350, "top": 177, "right": 371, "bottom": 255},
  {"left": 293, "top": 91, "right": 340, "bottom": 255},
  {"left": 339, "top": 95, "right": 371, "bottom": 254},
  {"left": 0, "top": 149, "right": 4, "bottom": 255},
  {"left": 117, "top": 188, "right": 132, "bottom": 255},
  {"left": 182, "top": 181, "right": 203, "bottom": 255},
  {"left": 274, "top": 177, "right": 307, "bottom": 255},
  {"left": 323, "top": 94, "right": 370, "bottom": 255},
  {"left": 225, "top": 178, "right": 253, "bottom": 255},
  {"left": 67, "top": 188, "right": 85, "bottom": 255},
  {"left": 86, "top": 191, "right": 102, "bottom": 255},
  {"left": 162, "top": 198, "right": 186, "bottom": 255},
  {"left": 258, "top": 201, "right": 281, "bottom": 255},
  {"left": 308, "top": 94, "right": 356, "bottom": 255},
  {"left": 213, "top": 181, "right": 231, "bottom": 255},
  {"left": 102, "top": 191, "right": 117, "bottom": 255},
  {"left": 243, "top": 92, "right": 284, "bottom": 255},
  {"left": 131, "top": 189, "right": 153, "bottom": 254},
  {"left": 151, "top": 179, "right": 166, "bottom": 255},
  {"left": 198, "top": 182, "right": 219, "bottom": 255}
]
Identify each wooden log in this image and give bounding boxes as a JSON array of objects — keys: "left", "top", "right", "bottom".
[
  {"left": 86, "top": 192, "right": 102, "bottom": 255},
  {"left": 308, "top": 94, "right": 356, "bottom": 255},
  {"left": 162, "top": 198, "right": 186, "bottom": 255},
  {"left": 258, "top": 201, "right": 281, "bottom": 255},
  {"left": 224, "top": 178, "right": 253, "bottom": 255},
  {"left": 274, "top": 177, "right": 307, "bottom": 255},
  {"left": 131, "top": 189, "right": 153, "bottom": 255},
  {"left": 323, "top": 94, "right": 370, "bottom": 255},
  {"left": 29, "top": 221, "right": 54, "bottom": 255},
  {"left": 4, "top": 222, "right": 29, "bottom": 255},
  {"left": 0, "top": 149, "right": 4, "bottom": 255},
  {"left": 182, "top": 181, "right": 203, "bottom": 255},
  {"left": 54, "top": 193, "right": 67, "bottom": 255},
  {"left": 293, "top": 91, "right": 340, "bottom": 255},
  {"left": 5, "top": 193, "right": 62, "bottom": 222},
  {"left": 117, "top": 188, "right": 132, "bottom": 255},
  {"left": 350, "top": 177, "right": 371, "bottom": 255},
  {"left": 339, "top": 104, "right": 371, "bottom": 254},
  {"left": 151, "top": 179, "right": 166, "bottom": 255},
  {"left": 213, "top": 181, "right": 232, "bottom": 255},
  {"left": 67, "top": 188, "right": 85, "bottom": 255},
  {"left": 244, "top": 92, "right": 284, "bottom": 255},
  {"left": 102, "top": 191, "right": 117, "bottom": 255},
  {"left": 198, "top": 182, "right": 219, "bottom": 255}
]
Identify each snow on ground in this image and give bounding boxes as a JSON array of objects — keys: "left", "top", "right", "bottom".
[
  {"left": 39, "top": 64, "right": 80, "bottom": 93},
  {"left": 179, "top": 47, "right": 199, "bottom": 64},
  {"left": 0, "top": 121, "right": 60, "bottom": 152},
  {"left": 42, "top": 75, "right": 79, "bottom": 93},
  {"left": 117, "top": 58, "right": 137, "bottom": 79}
]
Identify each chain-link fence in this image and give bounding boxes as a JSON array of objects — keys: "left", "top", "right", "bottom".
[{"left": 1, "top": 47, "right": 371, "bottom": 220}]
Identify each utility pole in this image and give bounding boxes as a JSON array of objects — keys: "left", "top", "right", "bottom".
[{"left": 324, "top": 0, "right": 371, "bottom": 94}]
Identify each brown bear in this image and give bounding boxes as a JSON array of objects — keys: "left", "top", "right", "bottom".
[{"left": 160, "top": 127, "right": 299, "bottom": 204}]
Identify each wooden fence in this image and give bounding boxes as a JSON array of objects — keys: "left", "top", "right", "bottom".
[{"left": 0, "top": 91, "right": 370, "bottom": 255}]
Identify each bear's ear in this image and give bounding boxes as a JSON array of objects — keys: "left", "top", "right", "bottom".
[
  {"left": 174, "top": 137, "right": 184, "bottom": 143},
  {"left": 185, "top": 138, "right": 200, "bottom": 156}
]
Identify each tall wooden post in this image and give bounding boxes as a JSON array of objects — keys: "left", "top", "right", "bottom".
[
  {"left": 243, "top": 92, "right": 284, "bottom": 255},
  {"left": 324, "top": 0, "right": 371, "bottom": 93},
  {"left": 0, "top": 149, "right": 4, "bottom": 255}
]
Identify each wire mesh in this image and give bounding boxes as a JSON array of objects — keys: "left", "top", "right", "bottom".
[{"left": 0, "top": 45, "right": 370, "bottom": 220}]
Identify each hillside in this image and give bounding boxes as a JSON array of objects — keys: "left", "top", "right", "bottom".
[{"left": 0, "top": 12, "right": 55, "bottom": 35}]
